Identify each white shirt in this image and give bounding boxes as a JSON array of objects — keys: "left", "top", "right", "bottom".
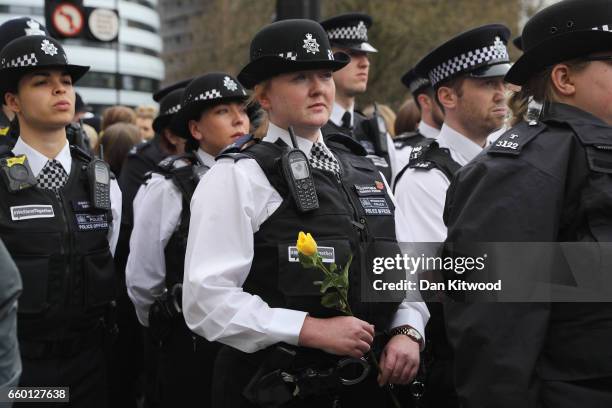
[
  {"left": 330, "top": 101, "right": 355, "bottom": 128},
  {"left": 126, "top": 148, "right": 215, "bottom": 327},
  {"left": 418, "top": 121, "right": 441, "bottom": 139},
  {"left": 183, "top": 122, "right": 429, "bottom": 353},
  {"left": 12, "top": 137, "right": 121, "bottom": 255},
  {"left": 394, "top": 124, "right": 483, "bottom": 243}
]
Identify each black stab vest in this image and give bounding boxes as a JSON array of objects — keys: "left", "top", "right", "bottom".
[
  {"left": 238, "top": 136, "right": 403, "bottom": 331},
  {"left": 156, "top": 153, "right": 208, "bottom": 290},
  {"left": 0, "top": 146, "right": 114, "bottom": 341}
]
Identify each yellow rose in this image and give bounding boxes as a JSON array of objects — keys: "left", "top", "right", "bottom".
[{"left": 296, "top": 231, "right": 317, "bottom": 257}]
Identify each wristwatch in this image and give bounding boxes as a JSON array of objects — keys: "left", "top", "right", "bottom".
[{"left": 390, "top": 326, "right": 423, "bottom": 345}]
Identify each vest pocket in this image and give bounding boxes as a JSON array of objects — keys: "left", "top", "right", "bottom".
[
  {"left": 83, "top": 249, "right": 115, "bottom": 309},
  {"left": 16, "top": 255, "right": 53, "bottom": 315}
]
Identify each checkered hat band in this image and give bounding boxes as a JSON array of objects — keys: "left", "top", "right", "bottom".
[
  {"left": 429, "top": 40, "right": 509, "bottom": 86},
  {"left": 592, "top": 24, "right": 612, "bottom": 31},
  {"left": 192, "top": 89, "right": 222, "bottom": 102},
  {"left": 278, "top": 51, "right": 297, "bottom": 60},
  {"left": 327, "top": 22, "right": 368, "bottom": 42},
  {"left": 3, "top": 53, "right": 38, "bottom": 68},
  {"left": 409, "top": 78, "right": 431, "bottom": 94},
  {"left": 163, "top": 104, "right": 181, "bottom": 115}
]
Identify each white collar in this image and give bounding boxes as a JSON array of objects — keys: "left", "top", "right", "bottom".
[
  {"left": 12, "top": 137, "right": 71, "bottom": 177},
  {"left": 418, "top": 121, "right": 441, "bottom": 139},
  {"left": 330, "top": 101, "right": 355, "bottom": 127},
  {"left": 436, "top": 123, "right": 483, "bottom": 166},
  {"left": 262, "top": 122, "right": 324, "bottom": 158},
  {"left": 196, "top": 148, "right": 216, "bottom": 168}
]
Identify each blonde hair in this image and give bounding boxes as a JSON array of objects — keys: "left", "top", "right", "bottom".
[
  {"left": 509, "top": 59, "right": 590, "bottom": 126},
  {"left": 135, "top": 105, "right": 157, "bottom": 120},
  {"left": 249, "top": 80, "right": 271, "bottom": 139}
]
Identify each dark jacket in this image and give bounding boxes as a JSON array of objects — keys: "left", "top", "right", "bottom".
[{"left": 442, "top": 103, "right": 612, "bottom": 408}]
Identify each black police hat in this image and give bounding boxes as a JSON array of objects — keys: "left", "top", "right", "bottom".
[
  {"left": 415, "top": 24, "right": 511, "bottom": 89},
  {"left": 506, "top": 0, "right": 612, "bottom": 86},
  {"left": 0, "top": 17, "right": 48, "bottom": 52},
  {"left": 512, "top": 35, "right": 523, "bottom": 52},
  {"left": 238, "top": 19, "right": 349, "bottom": 89},
  {"left": 153, "top": 78, "right": 192, "bottom": 102},
  {"left": 401, "top": 68, "right": 431, "bottom": 96},
  {"left": 152, "top": 88, "right": 184, "bottom": 133},
  {"left": 320, "top": 12, "right": 377, "bottom": 53},
  {"left": 174, "top": 72, "right": 249, "bottom": 139},
  {"left": 0, "top": 35, "right": 89, "bottom": 97}
]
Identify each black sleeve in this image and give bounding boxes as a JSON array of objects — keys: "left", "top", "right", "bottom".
[{"left": 442, "top": 156, "right": 563, "bottom": 408}]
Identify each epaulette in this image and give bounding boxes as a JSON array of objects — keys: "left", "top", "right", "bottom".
[
  {"left": 70, "top": 144, "right": 93, "bottom": 163},
  {"left": 217, "top": 134, "right": 257, "bottom": 156},
  {"left": 408, "top": 138, "right": 436, "bottom": 163},
  {"left": 488, "top": 122, "right": 546, "bottom": 156},
  {"left": 156, "top": 153, "right": 196, "bottom": 174},
  {"left": 128, "top": 140, "right": 150, "bottom": 157},
  {"left": 215, "top": 152, "right": 252, "bottom": 162},
  {"left": 325, "top": 132, "right": 368, "bottom": 156}
]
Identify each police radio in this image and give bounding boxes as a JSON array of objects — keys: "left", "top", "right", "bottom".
[
  {"left": 365, "top": 103, "right": 389, "bottom": 155},
  {"left": 87, "top": 145, "right": 111, "bottom": 210},
  {"left": 281, "top": 127, "right": 319, "bottom": 213}
]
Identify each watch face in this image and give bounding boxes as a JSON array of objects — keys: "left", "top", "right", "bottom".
[{"left": 407, "top": 328, "right": 422, "bottom": 340}]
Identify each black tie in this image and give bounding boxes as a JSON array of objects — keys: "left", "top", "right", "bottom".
[{"left": 341, "top": 111, "right": 352, "bottom": 130}]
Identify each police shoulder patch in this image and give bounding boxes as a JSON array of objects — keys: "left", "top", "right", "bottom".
[
  {"left": 488, "top": 122, "right": 546, "bottom": 156},
  {"left": 218, "top": 134, "right": 257, "bottom": 156}
]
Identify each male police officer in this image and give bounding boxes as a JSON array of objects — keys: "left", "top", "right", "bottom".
[
  {"left": 320, "top": 13, "right": 396, "bottom": 182},
  {"left": 392, "top": 68, "right": 444, "bottom": 182},
  {"left": 0, "top": 35, "right": 121, "bottom": 407},
  {"left": 0, "top": 17, "right": 48, "bottom": 148},
  {"left": 393, "top": 24, "right": 512, "bottom": 408}
]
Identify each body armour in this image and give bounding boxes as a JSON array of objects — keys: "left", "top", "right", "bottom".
[
  {"left": 153, "top": 153, "right": 209, "bottom": 290},
  {"left": 393, "top": 138, "right": 461, "bottom": 192},
  {"left": 322, "top": 111, "right": 393, "bottom": 182},
  {"left": 228, "top": 134, "right": 402, "bottom": 331},
  {"left": 0, "top": 146, "right": 114, "bottom": 342}
]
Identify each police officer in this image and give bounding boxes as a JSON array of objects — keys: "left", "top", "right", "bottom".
[
  {"left": 0, "top": 17, "right": 48, "bottom": 148},
  {"left": 126, "top": 72, "right": 250, "bottom": 407},
  {"left": 183, "top": 19, "right": 429, "bottom": 408},
  {"left": 392, "top": 68, "right": 444, "bottom": 182},
  {"left": 392, "top": 25, "right": 511, "bottom": 408},
  {"left": 0, "top": 35, "right": 121, "bottom": 407},
  {"left": 0, "top": 239, "right": 21, "bottom": 407},
  {"left": 442, "top": 0, "right": 612, "bottom": 406},
  {"left": 109, "top": 80, "right": 189, "bottom": 407},
  {"left": 320, "top": 13, "right": 396, "bottom": 182}
]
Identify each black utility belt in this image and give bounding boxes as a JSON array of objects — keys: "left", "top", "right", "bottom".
[{"left": 243, "top": 344, "right": 375, "bottom": 407}]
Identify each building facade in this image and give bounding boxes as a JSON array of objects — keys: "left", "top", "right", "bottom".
[{"left": 0, "top": 0, "right": 164, "bottom": 112}]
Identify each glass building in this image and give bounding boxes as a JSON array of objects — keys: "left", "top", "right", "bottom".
[{"left": 0, "top": 0, "right": 164, "bottom": 112}]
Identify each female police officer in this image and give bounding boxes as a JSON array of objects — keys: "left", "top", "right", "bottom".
[
  {"left": 126, "top": 72, "right": 250, "bottom": 407},
  {"left": 182, "top": 19, "right": 428, "bottom": 407},
  {"left": 442, "top": 0, "right": 612, "bottom": 406},
  {"left": 0, "top": 35, "right": 121, "bottom": 407}
]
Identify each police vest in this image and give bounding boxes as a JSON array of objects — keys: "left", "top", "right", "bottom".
[
  {"left": 225, "top": 134, "right": 403, "bottom": 331},
  {"left": 0, "top": 146, "right": 115, "bottom": 342},
  {"left": 151, "top": 153, "right": 208, "bottom": 290},
  {"left": 393, "top": 138, "right": 461, "bottom": 193},
  {"left": 393, "top": 131, "right": 428, "bottom": 151}
]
